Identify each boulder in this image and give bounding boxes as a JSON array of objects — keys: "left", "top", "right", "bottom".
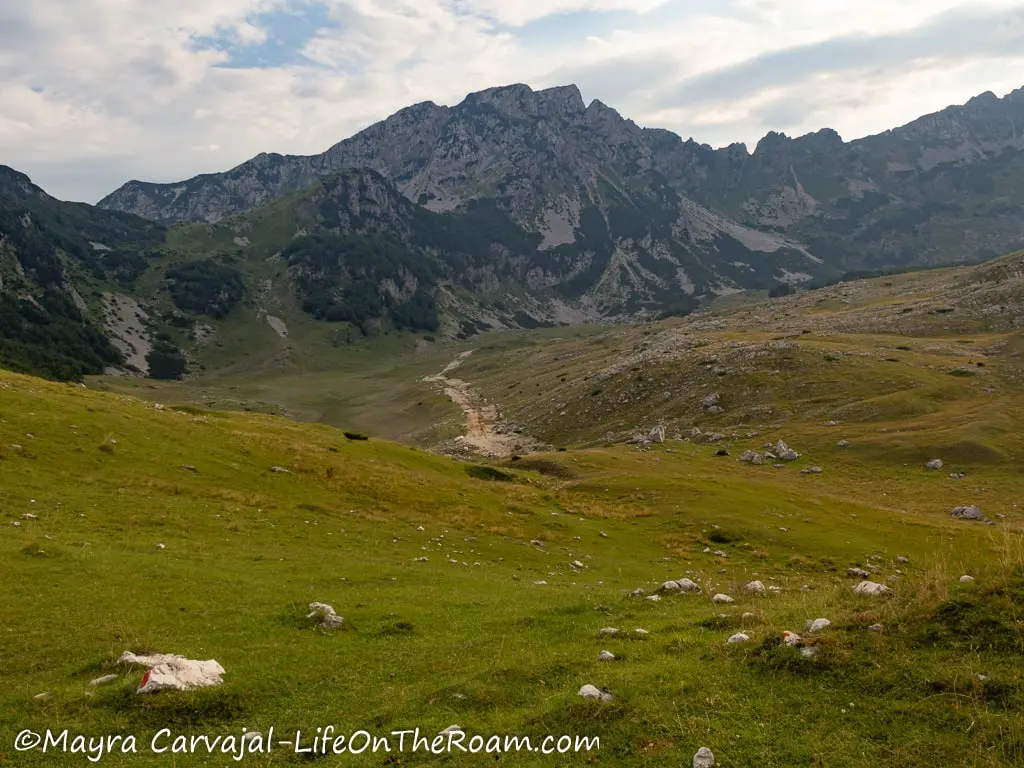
[
  {"left": 676, "top": 578, "right": 702, "bottom": 593},
  {"left": 738, "top": 450, "right": 763, "bottom": 465},
  {"left": 649, "top": 425, "right": 666, "bottom": 444},
  {"left": 658, "top": 580, "right": 682, "bottom": 593},
  {"left": 806, "top": 618, "right": 831, "bottom": 633},
  {"left": 119, "top": 652, "right": 225, "bottom": 694},
  {"left": 744, "top": 580, "right": 766, "bottom": 594},
  {"left": 852, "top": 581, "right": 890, "bottom": 596},
  {"left": 951, "top": 505, "right": 987, "bottom": 522},
  {"left": 578, "top": 684, "right": 613, "bottom": 702},
  {"left": 727, "top": 633, "right": 750, "bottom": 644},
  {"left": 307, "top": 602, "right": 345, "bottom": 629},
  {"left": 711, "top": 594, "right": 734, "bottom": 604},
  {"left": 693, "top": 746, "right": 716, "bottom": 767},
  {"left": 774, "top": 440, "right": 800, "bottom": 461}
]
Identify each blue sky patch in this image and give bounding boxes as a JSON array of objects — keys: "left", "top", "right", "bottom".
[{"left": 191, "top": 1, "right": 338, "bottom": 69}]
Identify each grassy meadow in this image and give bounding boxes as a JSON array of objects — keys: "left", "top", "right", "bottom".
[{"left": 2, "top": 358, "right": 1023, "bottom": 766}]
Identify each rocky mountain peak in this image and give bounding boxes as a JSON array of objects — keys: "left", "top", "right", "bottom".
[{"left": 460, "top": 83, "right": 586, "bottom": 121}]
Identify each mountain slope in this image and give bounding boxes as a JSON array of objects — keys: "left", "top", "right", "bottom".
[
  {"left": 99, "top": 83, "right": 1024, "bottom": 273},
  {"left": 0, "top": 166, "right": 165, "bottom": 379}
]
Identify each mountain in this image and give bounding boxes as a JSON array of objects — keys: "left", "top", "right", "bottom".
[
  {"left": 0, "top": 165, "right": 166, "bottom": 379},
  {"left": 100, "top": 83, "right": 1024, "bottom": 271}
]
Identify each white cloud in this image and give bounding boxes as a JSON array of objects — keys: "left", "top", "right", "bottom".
[{"left": 0, "top": 0, "right": 1021, "bottom": 202}]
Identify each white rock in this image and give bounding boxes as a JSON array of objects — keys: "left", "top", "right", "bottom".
[
  {"left": 599, "top": 627, "right": 620, "bottom": 637},
  {"left": 852, "top": 581, "right": 890, "bottom": 595},
  {"left": 847, "top": 567, "right": 870, "bottom": 579},
  {"left": 307, "top": 602, "right": 344, "bottom": 629},
  {"left": 645, "top": 594, "right": 662, "bottom": 602},
  {"left": 926, "top": 459, "right": 944, "bottom": 470},
  {"left": 413, "top": 557, "right": 428, "bottom": 562},
  {"left": 783, "top": 631, "right": 802, "bottom": 647},
  {"left": 868, "top": 624, "right": 884, "bottom": 633},
  {"left": 597, "top": 650, "right": 616, "bottom": 661},
  {"left": 711, "top": 594, "right": 734, "bottom": 604},
  {"left": 658, "top": 580, "right": 682, "bottom": 593},
  {"left": 634, "top": 628, "right": 649, "bottom": 635},
  {"left": 677, "top": 578, "right": 702, "bottom": 593},
  {"left": 90, "top": 674, "right": 118, "bottom": 686},
  {"left": 693, "top": 746, "right": 716, "bottom": 767},
  {"left": 438, "top": 725, "right": 464, "bottom": 736},
  {"left": 416, "top": 525, "right": 425, "bottom": 531},
  {"left": 241, "top": 732, "right": 262, "bottom": 746},
  {"left": 269, "top": 466, "right": 290, "bottom": 474},
  {"left": 807, "top": 618, "right": 832, "bottom": 633},
  {"left": 800, "top": 646, "right": 820, "bottom": 659},
  {"left": 119, "top": 652, "right": 225, "bottom": 693},
  {"left": 727, "top": 633, "right": 750, "bottom": 644},
  {"left": 578, "top": 684, "right": 613, "bottom": 702},
  {"left": 533, "top": 580, "right": 548, "bottom": 585},
  {"left": 959, "top": 575, "right": 976, "bottom": 584},
  {"left": 744, "top": 580, "right": 766, "bottom": 594}
]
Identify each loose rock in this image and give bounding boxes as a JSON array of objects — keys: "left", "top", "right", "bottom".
[
  {"left": 711, "top": 594, "right": 734, "bottom": 604},
  {"left": 727, "top": 633, "right": 750, "bottom": 644},
  {"left": 807, "top": 618, "right": 831, "bottom": 633},
  {"left": 119, "top": 652, "right": 225, "bottom": 693},
  {"left": 578, "top": 684, "right": 613, "bottom": 702},
  {"left": 951, "top": 505, "right": 988, "bottom": 522},
  {"left": 852, "top": 581, "right": 890, "bottom": 596},
  {"left": 926, "top": 459, "right": 944, "bottom": 470},
  {"left": 959, "top": 575, "right": 976, "bottom": 584},
  {"left": 693, "top": 746, "right": 716, "bottom": 767},
  {"left": 597, "top": 650, "right": 616, "bottom": 661},
  {"left": 744, "top": 580, "right": 766, "bottom": 594}
]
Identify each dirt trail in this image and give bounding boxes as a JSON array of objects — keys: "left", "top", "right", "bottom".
[{"left": 424, "top": 351, "right": 539, "bottom": 458}]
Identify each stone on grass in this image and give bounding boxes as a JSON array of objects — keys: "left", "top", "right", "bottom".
[
  {"left": 269, "top": 466, "right": 290, "bottom": 474},
  {"left": 868, "top": 624, "right": 884, "bottom": 633},
  {"left": 800, "top": 646, "right": 820, "bottom": 659},
  {"left": 645, "top": 594, "right": 662, "bottom": 602},
  {"left": 90, "top": 674, "right": 118, "bottom": 686},
  {"left": 578, "top": 684, "right": 613, "bottom": 702},
  {"left": 807, "top": 618, "right": 832, "bottom": 633},
  {"left": 897, "top": 556, "right": 910, "bottom": 564},
  {"left": 852, "top": 581, "right": 890, "bottom": 596},
  {"left": 634, "top": 628, "right": 649, "bottom": 635},
  {"left": 599, "top": 627, "right": 620, "bottom": 637},
  {"left": 677, "top": 578, "right": 702, "bottom": 593},
  {"left": 801, "top": 466, "right": 823, "bottom": 475},
  {"left": 926, "top": 459, "right": 943, "bottom": 470},
  {"left": 847, "top": 567, "right": 870, "bottom": 579},
  {"left": 597, "top": 650, "right": 616, "bottom": 661},
  {"left": 711, "top": 594, "right": 734, "bottom": 604},
  {"left": 307, "top": 602, "right": 345, "bottom": 629},
  {"left": 727, "top": 633, "right": 750, "bottom": 644},
  {"left": 439, "top": 725, "right": 464, "bottom": 736},
  {"left": 837, "top": 440, "right": 851, "bottom": 448},
  {"left": 739, "top": 450, "right": 763, "bottom": 465},
  {"left": 951, "top": 505, "right": 987, "bottom": 522},
  {"left": 744, "top": 580, "right": 766, "bottom": 594},
  {"left": 658, "top": 580, "right": 682, "bottom": 593},
  {"left": 783, "top": 631, "right": 802, "bottom": 647},
  {"left": 119, "top": 652, "right": 225, "bottom": 694},
  {"left": 693, "top": 746, "right": 716, "bottom": 767},
  {"left": 775, "top": 440, "right": 800, "bottom": 461},
  {"left": 960, "top": 575, "right": 976, "bottom": 584},
  {"left": 570, "top": 560, "right": 585, "bottom": 570}
]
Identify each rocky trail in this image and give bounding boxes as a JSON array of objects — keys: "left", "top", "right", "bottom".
[{"left": 424, "top": 351, "right": 541, "bottom": 458}]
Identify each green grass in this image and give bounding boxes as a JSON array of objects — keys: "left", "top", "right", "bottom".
[{"left": 2, "top": 368, "right": 1023, "bottom": 766}]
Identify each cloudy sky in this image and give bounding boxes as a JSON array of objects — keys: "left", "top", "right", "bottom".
[{"left": 2, "top": 0, "right": 1023, "bottom": 203}]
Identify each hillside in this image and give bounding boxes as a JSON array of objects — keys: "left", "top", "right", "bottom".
[
  {"left": 100, "top": 83, "right": 1024, "bottom": 272},
  {"left": 2, "top": 361, "right": 1023, "bottom": 766},
  {"left": 0, "top": 166, "right": 165, "bottom": 380}
]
